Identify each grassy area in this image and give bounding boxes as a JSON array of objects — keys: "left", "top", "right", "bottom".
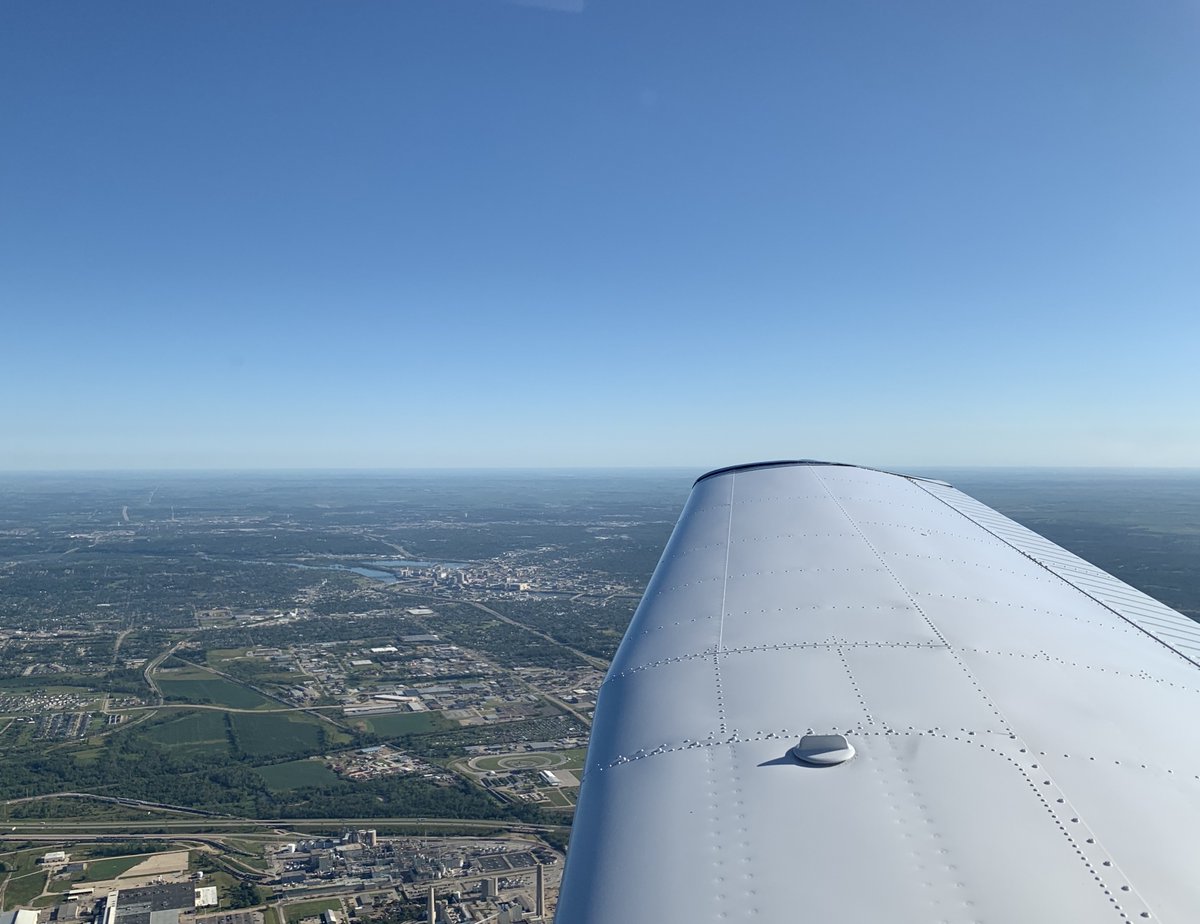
[
  {"left": 560, "top": 747, "right": 588, "bottom": 770},
  {"left": 205, "top": 649, "right": 249, "bottom": 665},
  {"left": 3, "top": 870, "right": 47, "bottom": 907},
  {"left": 5, "top": 797, "right": 158, "bottom": 823},
  {"left": 0, "top": 847, "right": 47, "bottom": 876},
  {"left": 540, "top": 788, "right": 575, "bottom": 808},
  {"left": 244, "top": 672, "right": 302, "bottom": 684},
  {"left": 222, "top": 847, "right": 270, "bottom": 872},
  {"left": 72, "top": 747, "right": 105, "bottom": 764},
  {"left": 156, "top": 675, "right": 273, "bottom": 710},
  {"left": 229, "top": 713, "right": 323, "bottom": 757},
  {"left": 83, "top": 855, "right": 147, "bottom": 880},
  {"left": 362, "top": 710, "right": 451, "bottom": 737},
  {"left": 255, "top": 759, "right": 340, "bottom": 792},
  {"left": 284, "top": 898, "right": 342, "bottom": 924},
  {"left": 143, "top": 711, "right": 230, "bottom": 749},
  {"left": 191, "top": 869, "right": 254, "bottom": 909},
  {"left": 0, "top": 684, "right": 94, "bottom": 697}
]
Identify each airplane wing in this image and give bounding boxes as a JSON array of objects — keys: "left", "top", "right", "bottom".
[{"left": 555, "top": 461, "right": 1200, "bottom": 923}]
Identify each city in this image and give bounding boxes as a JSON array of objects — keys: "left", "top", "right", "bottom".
[{"left": 0, "top": 471, "right": 688, "bottom": 924}]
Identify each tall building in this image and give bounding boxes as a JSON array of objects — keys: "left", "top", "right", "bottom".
[{"left": 535, "top": 864, "right": 545, "bottom": 919}]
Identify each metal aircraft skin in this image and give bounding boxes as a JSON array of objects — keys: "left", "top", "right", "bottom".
[{"left": 554, "top": 461, "right": 1200, "bottom": 923}]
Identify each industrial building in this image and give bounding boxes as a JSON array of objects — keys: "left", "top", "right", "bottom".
[{"left": 101, "top": 882, "right": 196, "bottom": 924}]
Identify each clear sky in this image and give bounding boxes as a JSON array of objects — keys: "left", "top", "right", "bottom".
[{"left": 3, "top": 0, "right": 1198, "bottom": 471}]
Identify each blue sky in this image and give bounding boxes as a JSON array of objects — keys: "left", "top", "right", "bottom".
[{"left": 3, "top": 0, "right": 1198, "bottom": 470}]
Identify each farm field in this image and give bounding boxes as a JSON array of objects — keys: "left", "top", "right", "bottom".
[
  {"left": 229, "top": 712, "right": 340, "bottom": 757},
  {"left": 143, "top": 710, "right": 230, "bottom": 751},
  {"left": 156, "top": 670, "right": 274, "bottom": 710},
  {"left": 255, "top": 759, "right": 340, "bottom": 792}
]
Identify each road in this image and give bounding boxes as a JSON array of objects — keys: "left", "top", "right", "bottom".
[
  {"left": 1, "top": 791, "right": 233, "bottom": 817},
  {"left": 108, "top": 703, "right": 343, "bottom": 716},
  {"left": 461, "top": 600, "right": 609, "bottom": 672},
  {"left": 112, "top": 627, "right": 133, "bottom": 665},
  {"left": 143, "top": 639, "right": 186, "bottom": 701}
]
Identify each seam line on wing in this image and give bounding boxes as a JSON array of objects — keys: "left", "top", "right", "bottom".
[
  {"left": 597, "top": 726, "right": 1012, "bottom": 769},
  {"left": 704, "top": 745, "right": 729, "bottom": 918},
  {"left": 813, "top": 470, "right": 1017, "bottom": 737},
  {"left": 959, "top": 646, "right": 1200, "bottom": 695},
  {"left": 717, "top": 475, "right": 734, "bottom": 653},
  {"left": 911, "top": 591, "right": 1138, "bottom": 633},
  {"left": 835, "top": 644, "right": 875, "bottom": 726},
  {"left": 712, "top": 475, "right": 735, "bottom": 736},
  {"left": 879, "top": 731, "right": 973, "bottom": 914},
  {"left": 601, "top": 640, "right": 948, "bottom": 687},
  {"left": 602, "top": 641, "right": 1200, "bottom": 696},
  {"left": 649, "top": 551, "right": 1068, "bottom": 594}
]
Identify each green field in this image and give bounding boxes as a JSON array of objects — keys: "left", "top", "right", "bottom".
[
  {"left": 220, "top": 839, "right": 271, "bottom": 871},
  {"left": 72, "top": 747, "right": 104, "bottom": 764},
  {"left": 540, "top": 787, "right": 575, "bottom": 808},
  {"left": 284, "top": 899, "right": 342, "bottom": 924},
  {"left": 205, "top": 648, "right": 249, "bottom": 665},
  {"left": 362, "top": 710, "right": 451, "bottom": 737},
  {"left": 0, "top": 847, "right": 49, "bottom": 875},
  {"left": 157, "top": 674, "right": 273, "bottom": 710},
  {"left": 255, "top": 759, "right": 340, "bottom": 792},
  {"left": 3, "top": 870, "right": 47, "bottom": 906},
  {"left": 559, "top": 747, "right": 587, "bottom": 769},
  {"left": 143, "top": 711, "right": 230, "bottom": 750},
  {"left": 83, "top": 855, "right": 148, "bottom": 880},
  {"left": 229, "top": 713, "right": 323, "bottom": 757}
]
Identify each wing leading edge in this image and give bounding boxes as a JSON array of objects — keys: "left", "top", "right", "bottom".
[{"left": 555, "top": 461, "right": 1200, "bottom": 923}]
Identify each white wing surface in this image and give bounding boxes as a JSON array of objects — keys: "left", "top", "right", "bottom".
[{"left": 555, "top": 461, "right": 1200, "bottom": 924}]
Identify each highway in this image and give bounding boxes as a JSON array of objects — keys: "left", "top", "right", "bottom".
[
  {"left": 1, "top": 791, "right": 232, "bottom": 817},
  {"left": 461, "top": 600, "right": 609, "bottom": 673}
]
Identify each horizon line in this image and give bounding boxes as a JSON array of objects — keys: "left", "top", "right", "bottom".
[{"left": 3, "top": 464, "right": 1200, "bottom": 476}]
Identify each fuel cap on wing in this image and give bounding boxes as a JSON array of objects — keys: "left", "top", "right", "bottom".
[{"left": 791, "top": 734, "right": 855, "bottom": 766}]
